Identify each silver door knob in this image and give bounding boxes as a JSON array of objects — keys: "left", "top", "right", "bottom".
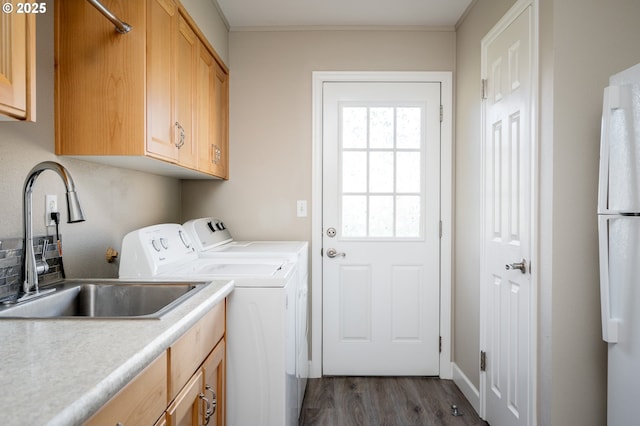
[
  {"left": 505, "top": 259, "right": 527, "bottom": 274},
  {"left": 326, "top": 248, "right": 346, "bottom": 258}
]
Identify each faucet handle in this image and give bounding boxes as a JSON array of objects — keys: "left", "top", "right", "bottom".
[{"left": 36, "top": 239, "right": 49, "bottom": 275}]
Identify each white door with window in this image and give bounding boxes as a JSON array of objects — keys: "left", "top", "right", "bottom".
[
  {"left": 481, "top": 1, "right": 535, "bottom": 425},
  {"left": 322, "top": 80, "right": 441, "bottom": 375}
]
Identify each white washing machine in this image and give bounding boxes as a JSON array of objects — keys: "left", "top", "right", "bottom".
[
  {"left": 182, "top": 217, "right": 309, "bottom": 414},
  {"left": 119, "top": 223, "right": 298, "bottom": 426}
]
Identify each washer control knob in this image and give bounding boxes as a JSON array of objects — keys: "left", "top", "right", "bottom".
[
  {"left": 151, "top": 239, "right": 161, "bottom": 252},
  {"left": 179, "top": 230, "right": 192, "bottom": 249},
  {"left": 160, "top": 238, "right": 169, "bottom": 250}
]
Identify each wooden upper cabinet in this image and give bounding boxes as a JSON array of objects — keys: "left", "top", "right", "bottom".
[
  {"left": 0, "top": 1, "right": 35, "bottom": 121},
  {"left": 196, "top": 43, "right": 229, "bottom": 179},
  {"left": 55, "top": 0, "right": 229, "bottom": 179}
]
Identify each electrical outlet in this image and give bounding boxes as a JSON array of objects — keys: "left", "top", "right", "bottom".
[{"left": 45, "top": 195, "right": 58, "bottom": 227}]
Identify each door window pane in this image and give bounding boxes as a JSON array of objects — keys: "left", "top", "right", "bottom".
[
  {"left": 343, "top": 151, "right": 367, "bottom": 192},
  {"left": 342, "top": 107, "right": 367, "bottom": 148},
  {"left": 369, "top": 152, "right": 394, "bottom": 193},
  {"left": 370, "top": 107, "right": 394, "bottom": 148},
  {"left": 396, "top": 196, "right": 421, "bottom": 237},
  {"left": 397, "top": 107, "right": 422, "bottom": 149},
  {"left": 370, "top": 196, "right": 394, "bottom": 237},
  {"left": 342, "top": 195, "right": 367, "bottom": 237},
  {"left": 396, "top": 152, "right": 421, "bottom": 193}
]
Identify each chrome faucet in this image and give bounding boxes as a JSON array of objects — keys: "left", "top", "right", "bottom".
[{"left": 21, "top": 161, "right": 85, "bottom": 301}]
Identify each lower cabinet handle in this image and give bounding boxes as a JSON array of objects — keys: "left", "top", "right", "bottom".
[
  {"left": 199, "top": 393, "right": 211, "bottom": 426},
  {"left": 206, "top": 384, "right": 217, "bottom": 416}
]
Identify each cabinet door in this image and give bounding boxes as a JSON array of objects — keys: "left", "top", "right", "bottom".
[
  {"left": 147, "top": 0, "right": 177, "bottom": 161},
  {"left": 0, "top": 2, "right": 35, "bottom": 121},
  {"left": 167, "top": 370, "right": 204, "bottom": 426},
  {"left": 196, "top": 45, "right": 228, "bottom": 179},
  {"left": 212, "top": 61, "right": 229, "bottom": 179},
  {"left": 196, "top": 44, "right": 215, "bottom": 175},
  {"left": 202, "top": 340, "right": 226, "bottom": 426},
  {"left": 175, "top": 12, "right": 198, "bottom": 168}
]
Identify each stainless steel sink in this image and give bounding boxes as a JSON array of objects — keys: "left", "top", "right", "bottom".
[{"left": 0, "top": 280, "right": 207, "bottom": 319}]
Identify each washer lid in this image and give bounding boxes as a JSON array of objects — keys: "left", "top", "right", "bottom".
[
  {"left": 181, "top": 261, "right": 284, "bottom": 277},
  {"left": 205, "top": 241, "right": 307, "bottom": 254},
  {"left": 150, "top": 259, "right": 295, "bottom": 287}
]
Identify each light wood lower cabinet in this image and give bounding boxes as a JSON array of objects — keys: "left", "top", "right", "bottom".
[
  {"left": 166, "top": 341, "right": 225, "bottom": 426},
  {"left": 84, "top": 301, "right": 226, "bottom": 426}
]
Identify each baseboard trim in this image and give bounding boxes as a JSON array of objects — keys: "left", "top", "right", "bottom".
[{"left": 452, "top": 362, "right": 481, "bottom": 415}]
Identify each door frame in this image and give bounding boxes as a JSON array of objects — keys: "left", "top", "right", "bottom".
[
  {"left": 479, "top": 0, "right": 539, "bottom": 423},
  {"left": 310, "top": 71, "right": 453, "bottom": 378}
]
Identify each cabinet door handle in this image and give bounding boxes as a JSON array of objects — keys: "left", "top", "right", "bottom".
[
  {"left": 175, "top": 122, "right": 185, "bottom": 148},
  {"left": 199, "top": 393, "right": 211, "bottom": 426},
  {"left": 207, "top": 384, "right": 217, "bottom": 414},
  {"left": 204, "top": 384, "right": 217, "bottom": 424},
  {"left": 212, "top": 144, "right": 221, "bottom": 164}
]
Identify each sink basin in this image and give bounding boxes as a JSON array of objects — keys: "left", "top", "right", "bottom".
[{"left": 0, "top": 280, "right": 207, "bottom": 319}]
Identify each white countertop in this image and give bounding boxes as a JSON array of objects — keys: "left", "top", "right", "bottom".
[{"left": 0, "top": 279, "right": 234, "bottom": 426}]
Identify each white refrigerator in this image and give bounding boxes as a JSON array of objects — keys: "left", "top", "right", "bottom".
[{"left": 598, "top": 62, "right": 640, "bottom": 426}]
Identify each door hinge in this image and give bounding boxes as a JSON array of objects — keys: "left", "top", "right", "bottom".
[
  {"left": 480, "top": 350, "right": 487, "bottom": 372},
  {"left": 481, "top": 79, "right": 488, "bottom": 100},
  {"left": 439, "top": 220, "right": 443, "bottom": 238},
  {"left": 320, "top": 248, "right": 323, "bottom": 257},
  {"left": 439, "top": 105, "right": 443, "bottom": 123},
  {"left": 439, "top": 336, "right": 442, "bottom": 353}
]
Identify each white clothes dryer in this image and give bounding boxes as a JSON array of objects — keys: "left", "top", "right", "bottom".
[
  {"left": 119, "top": 223, "right": 298, "bottom": 426},
  {"left": 182, "top": 217, "right": 309, "bottom": 413}
]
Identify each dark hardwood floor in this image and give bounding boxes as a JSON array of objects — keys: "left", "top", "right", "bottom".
[{"left": 299, "top": 376, "right": 488, "bottom": 426}]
